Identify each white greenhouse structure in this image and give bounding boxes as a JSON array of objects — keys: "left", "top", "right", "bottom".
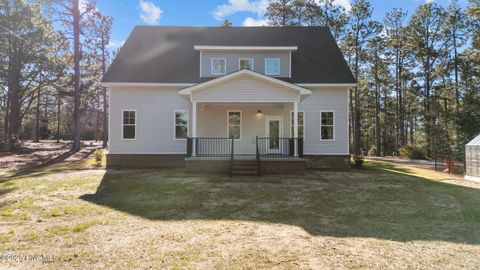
[{"left": 465, "top": 134, "right": 480, "bottom": 182}]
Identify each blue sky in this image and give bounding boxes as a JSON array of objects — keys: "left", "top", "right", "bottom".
[{"left": 95, "top": 0, "right": 469, "bottom": 50}]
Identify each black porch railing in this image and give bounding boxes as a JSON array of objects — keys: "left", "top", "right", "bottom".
[
  {"left": 187, "top": 136, "right": 303, "bottom": 159},
  {"left": 256, "top": 137, "right": 303, "bottom": 158},
  {"left": 187, "top": 137, "right": 234, "bottom": 158}
]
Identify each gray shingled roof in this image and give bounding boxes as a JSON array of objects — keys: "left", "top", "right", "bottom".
[{"left": 103, "top": 26, "right": 356, "bottom": 84}]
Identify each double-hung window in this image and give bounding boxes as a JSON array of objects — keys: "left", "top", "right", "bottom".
[
  {"left": 227, "top": 111, "right": 241, "bottom": 139},
  {"left": 239, "top": 58, "right": 254, "bottom": 70},
  {"left": 290, "top": 111, "right": 304, "bottom": 138},
  {"left": 265, "top": 58, "right": 280, "bottom": 75},
  {"left": 320, "top": 111, "right": 334, "bottom": 140},
  {"left": 175, "top": 110, "right": 189, "bottom": 139},
  {"left": 211, "top": 58, "right": 226, "bottom": 75},
  {"left": 122, "top": 110, "right": 136, "bottom": 140}
]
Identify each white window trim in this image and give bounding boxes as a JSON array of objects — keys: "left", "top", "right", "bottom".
[
  {"left": 227, "top": 110, "right": 242, "bottom": 140},
  {"left": 211, "top": 58, "right": 226, "bottom": 76},
  {"left": 121, "top": 109, "right": 137, "bottom": 140},
  {"left": 174, "top": 110, "right": 189, "bottom": 141},
  {"left": 238, "top": 58, "right": 254, "bottom": 71},
  {"left": 265, "top": 58, "right": 280, "bottom": 76},
  {"left": 290, "top": 110, "right": 305, "bottom": 139},
  {"left": 320, "top": 110, "right": 335, "bottom": 141}
]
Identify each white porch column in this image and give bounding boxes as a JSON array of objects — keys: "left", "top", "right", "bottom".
[
  {"left": 192, "top": 102, "right": 197, "bottom": 157},
  {"left": 293, "top": 101, "right": 299, "bottom": 157}
]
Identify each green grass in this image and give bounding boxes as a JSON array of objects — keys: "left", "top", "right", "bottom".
[
  {"left": 79, "top": 165, "right": 480, "bottom": 244},
  {"left": 1, "top": 154, "right": 480, "bottom": 269}
]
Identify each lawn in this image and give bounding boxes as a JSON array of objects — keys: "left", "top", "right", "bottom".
[{"left": 1, "top": 156, "right": 480, "bottom": 269}]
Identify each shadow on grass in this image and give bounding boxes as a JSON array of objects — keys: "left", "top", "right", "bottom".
[
  {"left": 81, "top": 165, "right": 480, "bottom": 244},
  {"left": 0, "top": 148, "right": 99, "bottom": 184}
]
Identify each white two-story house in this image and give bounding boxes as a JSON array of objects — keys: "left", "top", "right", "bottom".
[{"left": 102, "top": 26, "right": 356, "bottom": 175}]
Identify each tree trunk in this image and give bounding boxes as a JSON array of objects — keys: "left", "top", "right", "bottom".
[
  {"left": 95, "top": 94, "right": 100, "bottom": 141},
  {"left": 383, "top": 87, "right": 388, "bottom": 156},
  {"left": 56, "top": 90, "right": 61, "bottom": 143},
  {"left": 72, "top": 0, "right": 81, "bottom": 151},
  {"left": 101, "top": 38, "right": 108, "bottom": 148},
  {"left": 34, "top": 90, "right": 40, "bottom": 142},
  {"left": 374, "top": 51, "right": 381, "bottom": 156},
  {"left": 353, "top": 27, "right": 361, "bottom": 156}
]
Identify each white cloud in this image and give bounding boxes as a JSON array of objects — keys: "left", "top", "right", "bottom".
[
  {"left": 316, "top": 0, "right": 351, "bottom": 12},
  {"left": 79, "top": 0, "right": 99, "bottom": 13},
  {"left": 107, "top": 39, "right": 126, "bottom": 49},
  {"left": 333, "top": 0, "right": 351, "bottom": 12},
  {"left": 212, "top": 0, "right": 269, "bottom": 20},
  {"left": 242, "top": 17, "right": 268, "bottom": 26},
  {"left": 425, "top": 0, "right": 435, "bottom": 3},
  {"left": 139, "top": 0, "right": 162, "bottom": 25}
]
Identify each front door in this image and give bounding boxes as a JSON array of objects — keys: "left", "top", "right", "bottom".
[{"left": 265, "top": 116, "right": 283, "bottom": 153}]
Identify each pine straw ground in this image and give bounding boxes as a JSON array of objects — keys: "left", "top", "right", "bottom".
[{"left": 1, "top": 154, "right": 480, "bottom": 269}]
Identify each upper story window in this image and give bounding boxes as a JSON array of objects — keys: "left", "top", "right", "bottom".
[
  {"left": 211, "top": 58, "right": 226, "bottom": 75},
  {"left": 265, "top": 58, "right": 280, "bottom": 76},
  {"left": 239, "top": 58, "right": 254, "bottom": 70}
]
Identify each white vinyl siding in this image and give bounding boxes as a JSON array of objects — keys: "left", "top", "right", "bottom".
[
  {"left": 265, "top": 58, "right": 280, "bottom": 75},
  {"left": 109, "top": 85, "right": 350, "bottom": 156},
  {"left": 300, "top": 87, "right": 349, "bottom": 155},
  {"left": 191, "top": 75, "right": 299, "bottom": 103},
  {"left": 109, "top": 86, "right": 191, "bottom": 154},
  {"left": 174, "top": 110, "right": 189, "bottom": 140}
]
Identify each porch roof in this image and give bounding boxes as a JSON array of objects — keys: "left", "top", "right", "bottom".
[{"left": 179, "top": 69, "right": 311, "bottom": 103}]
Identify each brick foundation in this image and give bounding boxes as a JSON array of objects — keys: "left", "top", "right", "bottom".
[
  {"left": 107, "top": 154, "right": 349, "bottom": 172},
  {"left": 304, "top": 155, "right": 350, "bottom": 169},
  {"left": 107, "top": 154, "right": 185, "bottom": 168}
]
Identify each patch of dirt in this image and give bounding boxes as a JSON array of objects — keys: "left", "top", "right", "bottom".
[{"left": 0, "top": 140, "right": 101, "bottom": 174}]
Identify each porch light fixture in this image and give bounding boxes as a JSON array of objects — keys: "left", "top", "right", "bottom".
[{"left": 257, "top": 109, "right": 262, "bottom": 114}]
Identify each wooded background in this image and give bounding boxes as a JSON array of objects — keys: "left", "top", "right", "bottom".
[{"left": 1, "top": 0, "right": 479, "bottom": 159}]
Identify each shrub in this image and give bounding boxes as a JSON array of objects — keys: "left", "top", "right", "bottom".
[
  {"left": 399, "top": 145, "right": 426, "bottom": 160},
  {"left": 352, "top": 155, "right": 364, "bottom": 168},
  {"left": 368, "top": 146, "right": 377, "bottom": 157},
  {"left": 94, "top": 149, "right": 103, "bottom": 165}
]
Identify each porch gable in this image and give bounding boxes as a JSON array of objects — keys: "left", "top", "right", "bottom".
[{"left": 179, "top": 69, "right": 311, "bottom": 103}]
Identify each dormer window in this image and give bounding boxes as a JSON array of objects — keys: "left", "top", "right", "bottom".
[
  {"left": 211, "top": 58, "right": 226, "bottom": 75},
  {"left": 239, "top": 58, "right": 254, "bottom": 70},
  {"left": 265, "top": 58, "right": 280, "bottom": 76}
]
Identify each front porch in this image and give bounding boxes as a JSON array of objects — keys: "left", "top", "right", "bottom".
[
  {"left": 185, "top": 136, "right": 305, "bottom": 176},
  {"left": 178, "top": 69, "right": 311, "bottom": 175}
]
